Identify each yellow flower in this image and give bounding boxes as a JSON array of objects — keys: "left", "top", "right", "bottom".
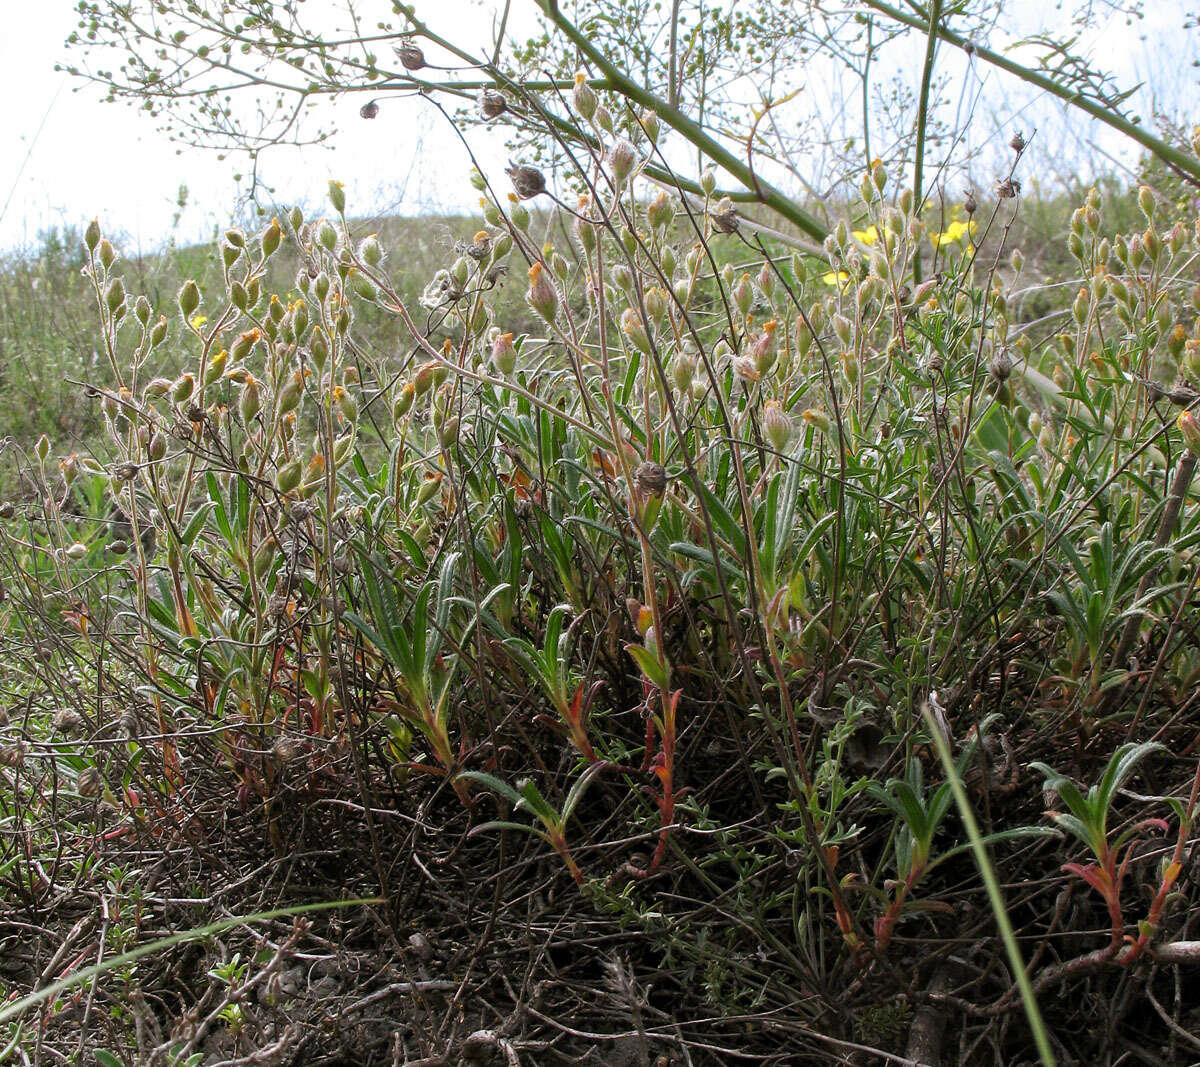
[
  {"left": 931, "top": 219, "right": 976, "bottom": 249},
  {"left": 189, "top": 314, "right": 208, "bottom": 330},
  {"left": 822, "top": 270, "right": 850, "bottom": 286},
  {"left": 851, "top": 225, "right": 879, "bottom": 246}
]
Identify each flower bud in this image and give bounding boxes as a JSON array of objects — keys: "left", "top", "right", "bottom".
[
  {"left": 641, "top": 107, "right": 660, "bottom": 144},
  {"left": 648, "top": 191, "right": 673, "bottom": 231},
  {"left": 492, "top": 331, "right": 517, "bottom": 375},
  {"left": 1180, "top": 411, "right": 1200, "bottom": 454},
  {"left": 317, "top": 220, "right": 338, "bottom": 252},
  {"left": 261, "top": 217, "right": 282, "bottom": 257},
  {"left": 178, "top": 280, "right": 200, "bottom": 320},
  {"left": 276, "top": 458, "right": 303, "bottom": 494},
  {"left": 700, "top": 169, "right": 716, "bottom": 196},
  {"left": 671, "top": 352, "right": 696, "bottom": 392},
  {"left": 105, "top": 277, "right": 126, "bottom": 315},
  {"left": 643, "top": 287, "right": 667, "bottom": 325},
  {"left": 203, "top": 349, "right": 227, "bottom": 388},
  {"left": 148, "top": 432, "right": 167, "bottom": 462},
  {"left": 328, "top": 180, "right": 346, "bottom": 214},
  {"left": 801, "top": 408, "right": 830, "bottom": 434},
  {"left": 757, "top": 261, "right": 775, "bottom": 300},
  {"left": 621, "top": 307, "right": 653, "bottom": 355},
  {"left": 732, "top": 273, "right": 753, "bottom": 317},
  {"left": 526, "top": 263, "right": 558, "bottom": 323},
  {"left": 359, "top": 234, "right": 383, "bottom": 266},
  {"left": 392, "top": 382, "right": 415, "bottom": 424},
  {"left": 762, "top": 401, "right": 793, "bottom": 451},
  {"left": 239, "top": 377, "right": 262, "bottom": 423},
  {"left": 1138, "top": 184, "right": 1155, "bottom": 221},
  {"left": 573, "top": 71, "right": 597, "bottom": 121},
  {"left": 85, "top": 218, "right": 101, "bottom": 253},
  {"left": 172, "top": 374, "right": 195, "bottom": 404}
]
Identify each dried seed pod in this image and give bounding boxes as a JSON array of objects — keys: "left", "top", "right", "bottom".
[
  {"left": 635, "top": 462, "right": 667, "bottom": 498},
  {"left": 53, "top": 708, "right": 84, "bottom": 734},
  {"left": 1009, "top": 131, "right": 1026, "bottom": 153},
  {"left": 710, "top": 197, "right": 738, "bottom": 234},
  {"left": 398, "top": 43, "right": 425, "bottom": 71},
  {"left": 996, "top": 177, "right": 1021, "bottom": 200},
  {"left": 477, "top": 89, "right": 507, "bottom": 120},
  {"left": 989, "top": 351, "right": 1013, "bottom": 382},
  {"left": 359, "top": 99, "right": 379, "bottom": 120},
  {"left": 506, "top": 163, "right": 546, "bottom": 200},
  {"left": 964, "top": 189, "right": 977, "bottom": 216},
  {"left": 77, "top": 766, "right": 103, "bottom": 798},
  {"left": 0, "top": 741, "right": 27, "bottom": 769}
]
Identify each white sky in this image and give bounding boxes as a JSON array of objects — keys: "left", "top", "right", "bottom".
[
  {"left": 1, "top": 2, "right": 1196, "bottom": 257},
  {"left": 0, "top": 0, "right": 526, "bottom": 256}
]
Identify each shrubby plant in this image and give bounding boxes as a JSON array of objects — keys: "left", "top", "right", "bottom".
[
  {"left": 4, "top": 1, "right": 1200, "bottom": 1061},
  {"left": 4, "top": 115, "right": 1200, "bottom": 1062}
]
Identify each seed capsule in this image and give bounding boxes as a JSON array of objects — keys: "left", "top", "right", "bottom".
[
  {"left": 635, "top": 461, "right": 667, "bottom": 498},
  {"left": 399, "top": 43, "right": 425, "bottom": 71},
  {"left": 506, "top": 164, "right": 546, "bottom": 200}
]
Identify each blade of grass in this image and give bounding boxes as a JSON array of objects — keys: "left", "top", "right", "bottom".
[
  {"left": 924, "top": 711, "right": 1057, "bottom": 1067},
  {"left": 0, "top": 898, "right": 381, "bottom": 1027}
]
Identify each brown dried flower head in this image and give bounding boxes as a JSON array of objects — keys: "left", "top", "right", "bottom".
[
  {"left": 399, "top": 43, "right": 426, "bottom": 71},
  {"left": 477, "top": 89, "right": 507, "bottom": 120},
  {"left": 635, "top": 461, "right": 667, "bottom": 498},
  {"left": 506, "top": 164, "right": 546, "bottom": 200},
  {"left": 996, "top": 177, "right": 1021, "bottom": 200}
]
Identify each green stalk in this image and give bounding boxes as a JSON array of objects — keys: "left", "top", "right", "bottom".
[
  {"left": 912, "top": 0, "right": 943, "bottom": 284},
  {"left": 925, "top": 712, "right": 1057, "bottom": 1067},
  {"left": 532, "top": 0, "right": 828, "bottom": 242},
  {"left": 863, "top": 0, "right": 1200, "bottom": 185}
]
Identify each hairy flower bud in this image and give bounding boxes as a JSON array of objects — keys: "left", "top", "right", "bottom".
[
  {"left": 621, "top": 307, "right": 653, "bottom": 355},
  {"left": 1180, "top": 411, "right": 1200, "bottom": 454},
  {"left": 178, "top": 279, "right": 200, "bottom": 320},
  {"left": 573, "top": 71, "right": 597, "bottom": 121},
  {"left": 261, "top": 217, "right": 282, "bottom": 257},
  {"left": 526, "top": 262, "right": 558, "bottom": 323},
  {"left": 328, "top": 180, "right": 346, "bottom": 214},
  {"left": 648, "top": 191, "right": 673, "bottom": 231},
  {"left": 732, "top": 273, "right": 753, "bottom": 318},
  {"left": 276, "top": 458, "right": 303, "bottom": 494},
  {"left": 491, "top": 331, "right": 517, "bottom": 375},
  {"left": 762, "top": 401, "right": 794, "bottom": 451}
]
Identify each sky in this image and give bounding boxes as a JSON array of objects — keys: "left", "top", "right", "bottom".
[
  {"left": 0, "top": 0, "right": 526, "bottom": 256},
  {"left": 1, "top": 2, "right": 1197, "bottom": 258}
]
